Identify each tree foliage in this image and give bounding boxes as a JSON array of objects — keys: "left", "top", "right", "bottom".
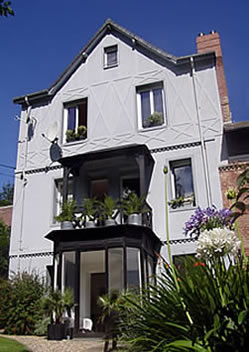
[
  {"left": 0, "top": 0, "right": 14, "bottom": 17},
  {"left": 231, "top": 168, "right": 249, "bottom": 220},
  {"left": 0, "top": 220, "right": 10, "bottom": 278},
  {"left": 0, "top": 183, "right": 14, "bottom": 206}
]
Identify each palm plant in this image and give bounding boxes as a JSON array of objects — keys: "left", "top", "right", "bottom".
[
  {"left": 122, "top": 192, "right": 149, "bottom": 216},
  {"left": 42, "top": 288, "right": 74, "bottom": 324},
  {"left": 82, "top": 197, "right": 98, "bottom": 222},
  {"left": 100, "top": 195, "right": 117, "bottom": 220},
  {"left": 54, "top": 200, "right": 77, "bottom": 223},
  {"left": 99, "top": 291, "right": 120, "bottom": 352}
]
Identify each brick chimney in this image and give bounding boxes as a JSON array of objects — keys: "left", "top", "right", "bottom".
[{"left": 196, "top": 31, "right": 231, "bottom": 124}]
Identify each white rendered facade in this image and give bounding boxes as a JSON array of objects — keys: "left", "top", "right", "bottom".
[{"left": 10, "top": 20, "right": 225, "bottom": 332}]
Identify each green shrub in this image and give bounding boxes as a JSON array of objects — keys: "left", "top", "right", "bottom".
[
  {"left": 4, "top": 272, "right": 45, "bottom": 335},
  {"left": 0, "top": 278, "right": 11, "bottom": 329},
  {"left": 0, "top": 220, "right": 10, "bottom": 278},
  {"left": 34, "top": 317, "right": 50, "bottom": 336}
]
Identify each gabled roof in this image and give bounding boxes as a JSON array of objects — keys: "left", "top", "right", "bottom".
[{"left": 13, "top": 18, "right": 215, "bottom": 105}]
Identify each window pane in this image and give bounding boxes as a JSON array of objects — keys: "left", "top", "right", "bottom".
[
  {"left": 78, "top": 100, "right": 87, "bottom": 128},
  {"left": 55, "top": 179, "right": 74, "bottom": 220},
  {"left": 54, "top": 254, "right": 60, "bottom": 290},
  {"left": 107, "top": 51, "right": 117, "bottom": 66},
  {"left": 174, "top": 165, "right": 194, "bottom": 198},
  {"left": 63, "top": 252, "right": 76, "bottom": 299},
  {"left": 105, "top": 46, "right": 117, "bottom": 66},
  {"left": 109, "top": 248, "right": 123, "bottom": 292},
  {"left": 67, "top": 107, "right": 76, "bottom": 130},
  {"left": 148, "top": 256, "right": 154, "bottom": 284},
  {"left": 140, "top": 91, "right": 151, "bottom": 127},
  {"left": 127, "top": 248, "right": 141, "bottom": 289},
  {"left": 171, "top": 159, "right": 194, "bottom": 199},
  {"left": 153, "top": 88, "right": 164, "bottom": 115}
]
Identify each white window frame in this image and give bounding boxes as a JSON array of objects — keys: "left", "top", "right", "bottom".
[
  {"left": 136, "top": 82, "right": 166, "bottom": 130},
  {"left": 103, "top": 45, "right": 118, "bottom": 69},
  {"left": 63, "top": 99, "right": 87, "bottom": 144},
  {"left": 54, "top": 178, "right": 74, "bottom": 222}
]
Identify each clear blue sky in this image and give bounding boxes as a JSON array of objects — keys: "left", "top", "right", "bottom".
[{"left": 1, "top": 0, "right": 249, "bottom": 188}]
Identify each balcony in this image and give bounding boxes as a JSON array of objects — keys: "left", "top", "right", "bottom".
[{"left": 45, "top": 144, "right": 160, "bottom": 335}]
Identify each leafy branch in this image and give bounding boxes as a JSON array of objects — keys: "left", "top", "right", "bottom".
[{"left": 0, "top": 1, "right": 14, "bottom": 17}]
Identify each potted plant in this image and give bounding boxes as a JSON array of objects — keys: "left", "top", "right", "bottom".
[
  {"left": 43, "top": 288, "right": 74, "bottom": 341},
  {"left": 169, "top": 194, "right": 195, "bottom": 209},
  {"left": 66, "top": 126, "right": 87, "bottom": 143},
  {"left": 145, "top": 112, "right": 164, "bottom": 128},
  {"left": 66, "top": 129, "right": 76, "bottom": 143},
  {"left": 98, "top": 291, "right": 121, "bottom": 352},
  {"left": 168, "top": 196, "right": 185, "bottom": 209},
  {"left": 77, "top": 125, "right": 87, "bottom": 140},
  {"left": 122, "top": 192, "right": 150, "bottom": 225},
  {"left": 100, "top": 195, "right": 117, "bottom": 226},
  {"left": 82, "top": 197, "right": 97, "bottom": 228},
  {"left": 54, "top": 200, "right": 77, "bottom": 229}
]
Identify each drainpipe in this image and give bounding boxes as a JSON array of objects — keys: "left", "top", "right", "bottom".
[
  {"left": 17, "top": 96, "right": 30, "bottom": 272},
  {"left": 190, "top": 56, "right": 212, "bottom": 206}
]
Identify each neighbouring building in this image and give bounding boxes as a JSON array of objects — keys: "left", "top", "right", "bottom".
[
  {"left": 0, "top": 205, "right": 12, "bottom": 227},
  {"left": 10, "top": 19, "right": 245, "bottom": 334},
  {"left": 219, "top": 122, "right": 249, "bottom": 255}
]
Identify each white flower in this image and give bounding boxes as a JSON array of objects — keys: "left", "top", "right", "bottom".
[{"left": 196, "top": 228, "right": 241, "bottom": 260}]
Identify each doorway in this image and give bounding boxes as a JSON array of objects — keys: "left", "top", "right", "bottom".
[
  {"left": 91, "top": 273, "right": 106, "bottom": 332},
  {"left": 80, "top": 250, "right": 106, "bottom": 332}
]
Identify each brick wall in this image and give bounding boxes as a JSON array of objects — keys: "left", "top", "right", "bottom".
[
  {"left": 219, "top": 163, "right": 249, "bottom": 255},
  {"left": 196, "top": 32, "right": 231, "bottom": 124},
  {"left": 0, "top": 205, "right": 13, "bottom": 227}
]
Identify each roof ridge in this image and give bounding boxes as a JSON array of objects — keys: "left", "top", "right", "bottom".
[{"left": 13, "top": 19, "right": 215, "bottom": 105}]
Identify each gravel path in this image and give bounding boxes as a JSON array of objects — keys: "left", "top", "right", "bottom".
[{"left": 0, "top": 335, "right": 104, "bottom": 352}]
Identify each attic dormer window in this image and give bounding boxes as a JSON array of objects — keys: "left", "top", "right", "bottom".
[{"left": 104, "top": 45, "right": 118, "bottom": 68}]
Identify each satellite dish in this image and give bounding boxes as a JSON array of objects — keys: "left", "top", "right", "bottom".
[
  {"left": 47, "top": 122, "right": 58, "bottom": 142},
  {"left": 50, "top": 141, "right": 62, "bottom": 162}
]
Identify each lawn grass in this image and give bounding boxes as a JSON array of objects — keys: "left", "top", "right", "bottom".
[{"left": 0, "top": 337, "right": 29, "bottom": 352}]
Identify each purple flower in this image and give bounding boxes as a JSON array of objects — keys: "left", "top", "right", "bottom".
[{"left": 183, "top": 205, "right": 233, "bottom": 238}]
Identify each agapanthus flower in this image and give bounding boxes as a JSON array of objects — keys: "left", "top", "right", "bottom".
[
  {"left": 196, "top": 228, "right": 241, "bottom": 260},
  {"left": 183, "top": 205, "right": 233, "bottom": 238}
]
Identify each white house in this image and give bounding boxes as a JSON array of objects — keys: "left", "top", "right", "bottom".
[{"left": 9, "top": 20, "right": 230, "bottom": 334}]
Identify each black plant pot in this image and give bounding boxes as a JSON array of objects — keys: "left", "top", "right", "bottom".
[{"left": 47, "top": 323, "right": 66, "bottom": 340}]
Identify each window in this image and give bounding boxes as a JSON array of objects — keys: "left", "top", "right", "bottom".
[
  {"left": 108, "top": 248, "right": 124, "bottom": 292},
  {"left": 127, "top": 247, "right": 141, "bottom": 290},
  {"left": 137, "top": 82, "right": 165, "bottom": 129},
  {"left": 173, "top": 254, "right": 195, "bottom": 275},
  {"left": 104, "top": 45, "right": 118, "bottom": 68},
  {"left": 121, "top": 177, "right": 140, "bottom": 198},
  {"left": 91, "top": 179, "right": 108, "bottom": 201},
  {"left": 170, "top": 159, "right": 195, "bottom": 208},
  {"left": 54, "top": 178, "right": 73, "bottom": 221},
  {"left": 64, "top": 99, "right": 87, "bottom": 143}
]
